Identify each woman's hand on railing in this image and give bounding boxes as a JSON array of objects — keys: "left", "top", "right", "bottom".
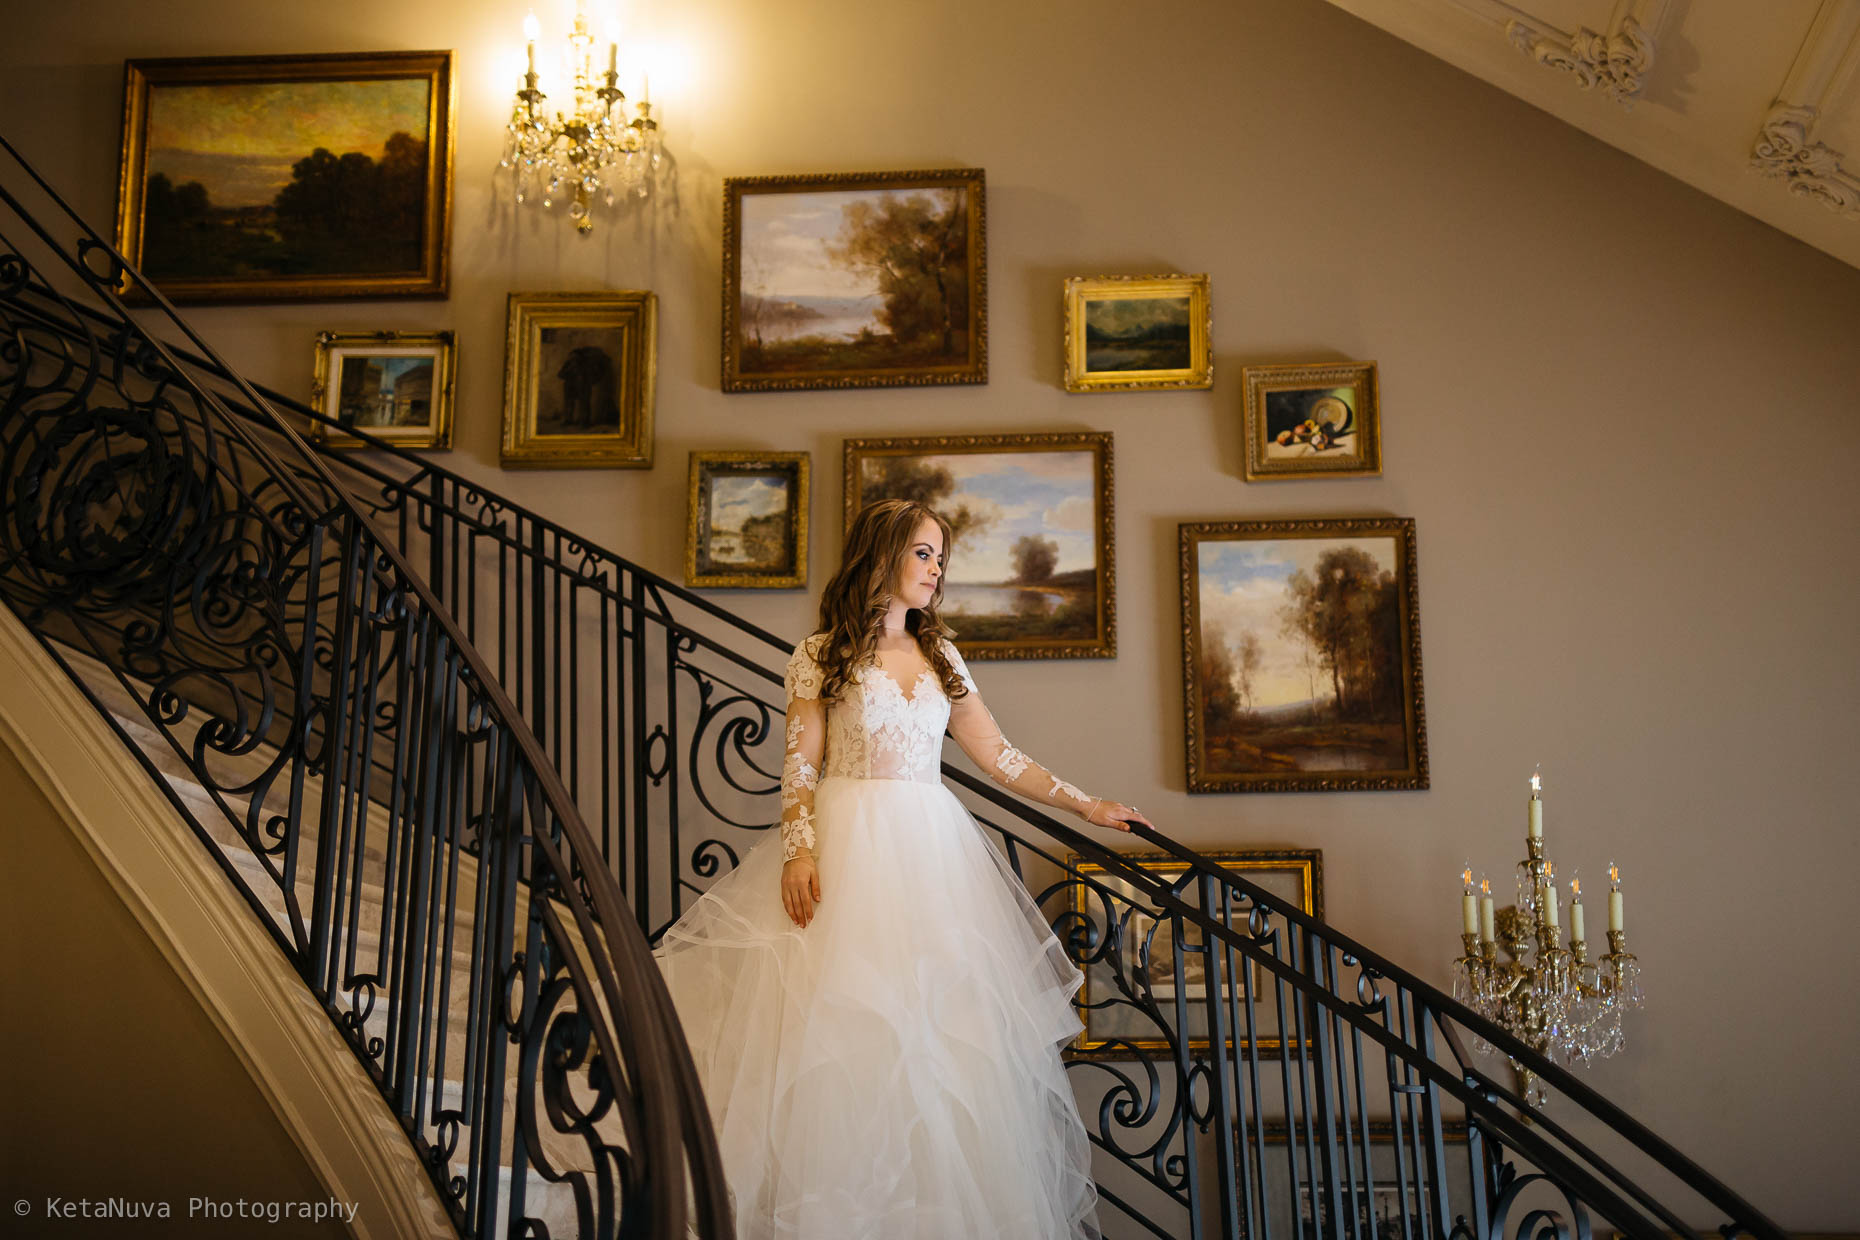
[
  {"left": 1083, "top": 798, "right": 1154, "bottom": 834},
  {"left": 781, "top": 855, "right": 822, "bottom": 928}
]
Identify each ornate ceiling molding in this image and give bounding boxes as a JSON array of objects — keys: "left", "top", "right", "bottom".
[
  {"left": 1750, "top": 1, "right": 1860, "bottom": 217},
  {"left": 1505, "top": 12, "right": 1655, "bottom": 107}
]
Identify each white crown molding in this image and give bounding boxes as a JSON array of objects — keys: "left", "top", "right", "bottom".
[
  {"left": 1437, "top": 0, "right": 1668, "bottom": 107},
  {"left": 1750, "top": 0, "right": 1860, "bottom": 216},
  {"left": 0, "top": 609, "right": 455, "bottom": 1240},
  {"left": 1505, "top": 13, "right": 1654, "bottom": 106}
]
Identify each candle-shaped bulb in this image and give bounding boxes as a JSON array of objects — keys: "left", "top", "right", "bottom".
[
  {"left": 1570, "top": 876, "right": 1581, "bottom": 899},
  {"left": 1608, "top": 860, "right": 1620, "bottom": 890},
  {"left": 1479, "top": 876, "right": 1491, "bottom": 896},
  {"left": 1460, "top": 864, "right": 1478, "bottom": 935},
  {"left": 1530, "top": 765, "right": 1542, "bottom": 797},
  {"left": 524, "top": 10, "right": 540, "bottom": 76},
  {"left": 1461, "top": 864, "right": 1473, "bottom": 893},
  {"left": 1607, "top": 861, "right": 1624, "bottom": 933},
  {"left": 1546, "top": 860, "right": 1555, "bottom": 879},
  {"left": 1527, "top": 768, "right": 1544, "bottom": 839}
]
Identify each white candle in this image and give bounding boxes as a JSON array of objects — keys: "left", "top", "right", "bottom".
[
  {"left": 524, "top": 11, "right": 540, "bottom": 77},
  {"left": 1570, "top": 899, "right": 1585, "bottom": 944},
  {"left": 1609, "top": 889, "right": 1624, "bottom": 933},
  {"left": 608, "top": 42, "right": 618, "bottom": 77},
  {"left": 1481, "top": 894, "right": 1496, "bottom": 942},
  {"left": 1528, "top": 771, "right": 1543, "bottom": 840},
  {"left": 1462, "top": 890, "right": 1478, "bottom": 935},
  {"left": 1539, "top": 882, "right": 1558, "bottom": 928}
]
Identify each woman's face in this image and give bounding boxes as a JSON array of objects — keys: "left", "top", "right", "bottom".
[{"left": 892, "top": 516, "right": 945, "bottom": 610}]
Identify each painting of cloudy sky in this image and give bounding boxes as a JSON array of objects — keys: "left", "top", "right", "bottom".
[{"left": 856, "top": 447, "right": 1101, "bottom": 645}]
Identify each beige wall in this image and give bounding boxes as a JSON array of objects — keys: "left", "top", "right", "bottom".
[
  {"left": 0, "top": 741, "right": 349, "bottom": 1239},
  {"left": 4, "top": 0, "right": 1858, "bottom": 1227}
]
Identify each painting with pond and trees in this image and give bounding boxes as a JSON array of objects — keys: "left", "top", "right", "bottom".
[
  {"left": 1063, "top": 273, "right": 1212, "bottom": 393},
  {"left": 843, "top": 433, "right": 1113, "bottom": 659},
  {"left": 685, "top": 451, "right": 810, "bottom": 590},
  {"left": 723, "top": 169, "right": 987, "bottom": 391},
  {"left": 115, "top": 52, "right": 453, "bottom": 302},
  {"left": 1180, "top": 518, "right": 1427, "bottom": 792}
]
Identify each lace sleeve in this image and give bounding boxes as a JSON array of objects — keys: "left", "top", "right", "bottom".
[
  {"left": 940, "top": 639, "right": 1103, "bottom": 821},
  {"left": 780, "top": 636, "right": 827, "bottom": 860}
]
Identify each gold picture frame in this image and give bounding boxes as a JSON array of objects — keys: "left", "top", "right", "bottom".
[
  {"left": 501, "top": 291, "right": 656, "bottom": 469},
  {"left": 309, "top": 330, "right": 455, "bottom": 450},
  {"left": 1180, "top": 517, "right": 1428, "bottom": 793},
  {"left": 1062, "top": 849, "right": 1322, "bottom": 1061},
  {"left": 1063, "top": 273, "right": 1212, "bottom": 393},
  {"left": 686, "top": 451, "right": 811, "bottom": 589},
  {"left": 722, "top": 167, "right": 987, "bottom": 392},
  {"left": 1242, "top": 360, "right": 1382, "bottom": 481},
  {"left": 843, "top": 431, "right": 1114, "bottom": 660},
  {"left": 115, "top": 50, "right": 454, "bottom": 303}
]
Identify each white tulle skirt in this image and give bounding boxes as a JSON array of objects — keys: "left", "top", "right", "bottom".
[{"left": 652, "top": 775, "right": 1101, "bottom": 1240}]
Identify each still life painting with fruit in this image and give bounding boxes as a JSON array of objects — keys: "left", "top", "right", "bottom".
[{"left": 1266, "top": 387, "right": 1358, "bottom": 459}]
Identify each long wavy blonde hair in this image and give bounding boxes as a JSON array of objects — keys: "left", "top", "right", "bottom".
[{"left": 814, "top": 499, "right": 969, "bottom": 703}]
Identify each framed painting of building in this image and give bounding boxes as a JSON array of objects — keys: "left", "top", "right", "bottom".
[
  {"left": 722, "top": 168, "right": 987, "bottom": 392},
  {"left": 115, "top": 50, "right": 454, "bottom": 302},
  {"left": 1242, "top": 360, "right": 1382, "bottom": 481},
  {"left": 1181, "top": 517, "right": 1427, "bottom": 793},
  {"left": 1060, "top": 849, "right": 1322, "bottom": 1062},
  {"left": 501, "top": 291, "right": 656, "bottom": 469},
  {"left": 686, "top": 451, "right": 811, "bottom": 589},
  {"left": 1063, "top": 273, "right": 1212, "bottom": 393},
  {"left": 309, "top": 329, "right": 454, "bottom": 450},
  {"left": 843, "top": 432, "right": 1113, "bottom": 659}
]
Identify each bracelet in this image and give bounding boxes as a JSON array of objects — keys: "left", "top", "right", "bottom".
[{"left": 1084, "top": 796, "right": 1102, "bottom": 822}]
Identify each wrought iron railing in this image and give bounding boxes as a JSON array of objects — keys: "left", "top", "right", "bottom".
[
  {"left": 0, "top": 136, "right": 728, "bottom": 1240},
  {"left": 1, "top": 134, "right": 1789, "bottom": 1238}
]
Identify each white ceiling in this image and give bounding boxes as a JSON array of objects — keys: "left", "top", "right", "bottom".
[{"left": 1317, "top": 0, "right": 1860, "bottom": 271}]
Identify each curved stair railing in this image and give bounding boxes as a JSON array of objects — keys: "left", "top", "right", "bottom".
[
  {"left": 0, "top": 138, "right": 729, "bottom": 1240},
  {"left": 0, "top": 139, "right": 1790, "bottom": 1239},
  {"left": 162, "top": 334, "right": 1789, "bottom": 1240}
]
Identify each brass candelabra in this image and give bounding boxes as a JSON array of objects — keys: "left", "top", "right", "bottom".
[
  {"left": 500, "top": 3, "right": 665, "bottom": 234},
  {"left": 1451, "top": 780, "right": 1643, "bottom": 1110}
]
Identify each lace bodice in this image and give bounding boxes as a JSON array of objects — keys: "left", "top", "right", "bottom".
[
  {"left": 784, "top": 632, "right": 959, "bottom": 784},
  {"left": 777, "top": 632, "right": 1104, "bottom": 861}
]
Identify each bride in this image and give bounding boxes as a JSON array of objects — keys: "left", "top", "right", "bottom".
[{"left": 652, "top": 498, "right": 1153, "bottom": 1239}]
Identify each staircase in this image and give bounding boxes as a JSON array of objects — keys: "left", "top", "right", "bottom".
[{"left": 0, "top": 133, "right": 1793, "bottom": 1240}]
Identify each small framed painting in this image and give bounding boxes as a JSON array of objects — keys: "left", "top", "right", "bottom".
[
  {"left": 309, "top": 330, "right": 455, "bottom": 450},
  {"left": 501, "top": 291, "right": 656, "bottom": 469},
  {"left": 1180, "top": 517, "right": 1427, "bottom": 793},
  {"left": 115, "top": 51, "right": 454, "bottom": 302},
  {"left": 686, "top": 451, "right": 811, "bottom": 589},
  {"left": 844, "top": 432, "right": 1113, "bottom": 660},
  {"left": 1242, "top": 360, "right": 1381, "bottom": 481},
  {"left": 1061, "top": 849, "right": 1322, "bottom": 1061},
  {"left": 722, "top": 167, "right": 987, "bottom": 392},
  {"left": 1063, "top": 273, "right": 1212, "bottom": 393}
]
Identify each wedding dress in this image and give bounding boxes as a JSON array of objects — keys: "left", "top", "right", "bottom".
[{"left": 651, "top": 633, "right": 1106, "bottom": 1240}]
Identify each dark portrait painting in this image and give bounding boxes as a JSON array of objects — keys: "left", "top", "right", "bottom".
[{"left": 534, "top": 328, "right": 625, "bottom": 437}]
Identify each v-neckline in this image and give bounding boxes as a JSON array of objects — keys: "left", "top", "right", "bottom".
[{"left": 871, "top": 663, "right": 938, "bottom": 705}]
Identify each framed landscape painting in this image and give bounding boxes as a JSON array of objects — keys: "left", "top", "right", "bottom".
[
  {"left": 310, "top": 329, "right": 454, "bottom": 450},
  {"left": 723, "top": 168, "right": 987, "bottom": 392},
  {"left": 1241, "top": 360, "right": 1382, "bottom": 481},
  {"left": 844, "top": 432, "right": 1113, "bottom": 659},
  {"left": 501, "top": 291, "right": 656, "bottom": 469},
  {"left": 1063, "top": 273, "right": 1212, "bottom": 393},
  {"left": 686, "top": 451, "right": 810, "bottom": 589},
  {"left": 1061, "top": 849, "right": 1322, "bottom": 1061},
  {"left": 115, "top": 51, "right": 454, "bottom": 302},
  {"left": 1180, "top": 517, "right": 1427, "bottom": 792}
]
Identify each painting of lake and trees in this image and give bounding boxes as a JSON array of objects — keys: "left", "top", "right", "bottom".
[
  {"left": 847, "top": 434, "right": 1112, "bottom": 658},
  {"left": 1182, "top": 519, "right": 1426, "bottom": 792},
  {"left": 725, "top": 170, "right": 986, "bottom": 391},
  {"left": 1084, "top": 296, "right": 1192, "bottom": 371}
]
